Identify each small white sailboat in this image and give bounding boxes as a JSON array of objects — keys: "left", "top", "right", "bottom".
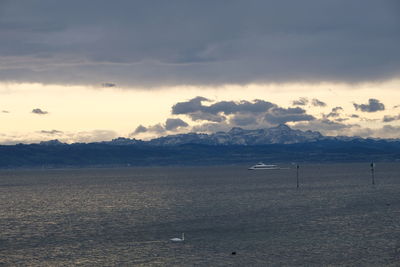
[
  {"left": 248, "top": 162, "right": 279, "bottom": 170},
  {"left": 170, "top": 233, "right": 185, "bottom": 242}
]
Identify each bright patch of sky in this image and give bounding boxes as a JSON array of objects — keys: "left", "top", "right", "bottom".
[{"left": 1, "top": 80, "right": 399, "bottom": 144}]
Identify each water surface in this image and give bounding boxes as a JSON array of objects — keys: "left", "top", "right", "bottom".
[{"left": 1, "top": 163, "right": 400, "bottom": 266}]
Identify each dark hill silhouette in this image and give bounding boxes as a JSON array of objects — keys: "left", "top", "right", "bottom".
[{"left": 1, "top": 125, "right": 399, "bottom": 168}]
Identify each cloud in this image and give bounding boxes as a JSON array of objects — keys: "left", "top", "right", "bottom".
[
  {"left": 131, "top": 124, "right": 164, "bottom": 136},
  {"left": 146, "top": 124, "right": 165, "bottom": 134},
  {"left": 70, "top": 130, "right": 118, "bottom": 143},
  {"left": 376, "top": 125, "right": 400, "bottom": 139},
  {"left": 229, "top": 114, "right": 258, "bottom": 126},
  {"left": 332, "top": 107, "right": 343, "bottom": 112},
  {"left": 171, "top": 96, "right": 210, "bottom": 115},
  {"left": 133, "top": 125, "right": 148, "bottom": 134},
  {"left": 0, "top": 1, "right": 399, "bottom": 86},
  {"left": 359, "top": 117, "right": 380, "bottom": 122},
  {"left": 173, "top": 97, "right": 275, "bottom": 115},
  {"left": 353, "top": 99, "right": 385, "bottom": 112},
  {"left": 187, "top": 112, "right": 226, "bottom": 123},
  {"left": 294, "top": 117, "right": 400, "bottom": 139},
  {"left": 352, "top": 125, "right": 400, "bottom": 139},
  {"left": 292, "top": 97, "right": 309, "bottom": 106},
  {"left": 129, "top": 96, "right": 400, "bottom": 138},
  {"left": 172, "top": 97, "right": 276, "bottom": 123},
  {"left": 170, "top": 97, "right": 318, "bottom": 132},
  {"left": 165, "top": 118, "right": 189, "bottom": 131},
  {"left": 101, "top": 83, "right": 116, "bottom": 88},
  {"left": 325, "top": 106, "right": 343, "bottom": 118},
  {"left": 311, "top": 98, "right": 327, "bottom": 107},
  {"left": 383, "top": 114, "right": 400, "bottom": 122},
  {"left": 265, "top": 107, "right": 315, "bottom": 124},
  {"left": 293, "top": 119, "right": 358, "bottom": 136},
  {"left": 132, "top": 118, "right": 189, "bottom": 136},
  {"left": 134, "top": 97, "right": 292, "bottom": 135},
  {"left": 39, "top": 130, "right": 63, "bottom": 135},
  {"left": 32, "top": 108, "right": 48, "bottom": 115},
  {"left": 0, "top": 129, "right": 117, "bottom": 144},
  {"left": 334, "top": 118, "right": 349, "bottom": 122},
  {"left": 191, "top": 122, "right": 233, "bottom": 133},
  {"left": 207, "top": 100, "right": 276, "bottom": 115}
]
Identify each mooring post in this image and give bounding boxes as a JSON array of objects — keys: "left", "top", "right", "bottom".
[
  {"left": 370, "top": 162, "right": 375, "bottom": 185},
  {"left": 296, "top": 164, "right": 300, "bottom": 188}
]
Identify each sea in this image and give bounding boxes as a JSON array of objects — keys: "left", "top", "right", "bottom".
[{"left": 1, "top": 163, "right": 400, "bottom": 266}]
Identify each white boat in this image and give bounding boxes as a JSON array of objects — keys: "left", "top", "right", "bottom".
[{"left": 248, "top": 162, "right": 279, "bottom": 170}]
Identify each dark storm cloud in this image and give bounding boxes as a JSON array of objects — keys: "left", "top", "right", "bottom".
[
  {"left": 353, "top": 99, "right": 385, "bottom": 112},
  {"left": 1, "top": 0, "right": 399, "bottom": 86},
  {"left": 170, "top": 97, "right": 317, "bottom": 128},
  {"left": 292, "top": 97, "right": 309, "bottom": 106},
  {"left": 172, "top": 97, "right": 276, "bottom": 121},
  {"left": 188, "top": 112, "right": 226, "bottom": 123},
  {"left": 383, "top": 114, "right": 400, "bottom": 123},
  {"left": 31, "top": 108, "right": 48, "bottom": 115},
  {"left": 165, "top": 118, "right": 189, "bottom": 131},
  {"left": 207, "top": 100, "right": 276, "bottom": 115},
  {"left": 311, "top": 99, "right": 327, "bottom": 107},
  {"left": 264, "top": 107, "right": 315, "bottom": 124},
  {"left": 172, "top": 97, "right": 211, "bottom": 115}
]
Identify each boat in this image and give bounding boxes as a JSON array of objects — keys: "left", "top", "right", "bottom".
[
  {"left": 170, "top": 233, "right": 185, "bottom": 242},
  {"left": 248, "top": 162, "right": 279, "bottom": 170}
]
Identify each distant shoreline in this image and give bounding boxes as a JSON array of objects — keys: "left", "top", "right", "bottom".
[{"left": 0, "top": 160, "right": 399, "bottom": 171}]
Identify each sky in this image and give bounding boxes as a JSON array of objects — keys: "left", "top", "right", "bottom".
[{"left": 0, "top": 0, "right": 399, "bottom": 144}]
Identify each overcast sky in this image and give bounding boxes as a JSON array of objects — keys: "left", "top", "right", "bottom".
[{"left": 0, "top": 1, "right": 399, "bottom": 143}]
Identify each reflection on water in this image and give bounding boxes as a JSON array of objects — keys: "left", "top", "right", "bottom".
[{"left": 1, "top": 163, "right": 400, "bottom": 266}]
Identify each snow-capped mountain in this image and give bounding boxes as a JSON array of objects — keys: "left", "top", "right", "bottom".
[
  {"left": 39, "top": 124, "right": 363, "bottom": 146},
  {"left": 101, "top": 137, "right": 143, "bottom": 145},
  {"left": 147, "top": 124, "right": 324, "bottom": 146}
]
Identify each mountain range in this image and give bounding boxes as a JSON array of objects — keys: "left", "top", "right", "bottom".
[
  {"left": 40, "top": 124, "right": 367, "bottom": 147},
  {"left": 2, "top": 124, "right": 399, "bottom": 168},
  {"left": 144, "top": 124, "right": 325, "bottom": 146}
]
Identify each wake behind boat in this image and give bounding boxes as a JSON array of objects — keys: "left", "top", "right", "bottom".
[{"left": 248, "top": 162, "right": 280, "bottom": 170}]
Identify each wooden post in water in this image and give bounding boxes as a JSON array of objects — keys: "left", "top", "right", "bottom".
[
  {"left": 296, "top": 164, "right": 300, "bottom": 188},
  {"left": 370, "top": 162, "right": 375, "bottom": 185}
]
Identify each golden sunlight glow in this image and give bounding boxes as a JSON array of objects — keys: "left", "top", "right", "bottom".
[{"left": 1, "top": 79, "right": 399, "bottom": 143}]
